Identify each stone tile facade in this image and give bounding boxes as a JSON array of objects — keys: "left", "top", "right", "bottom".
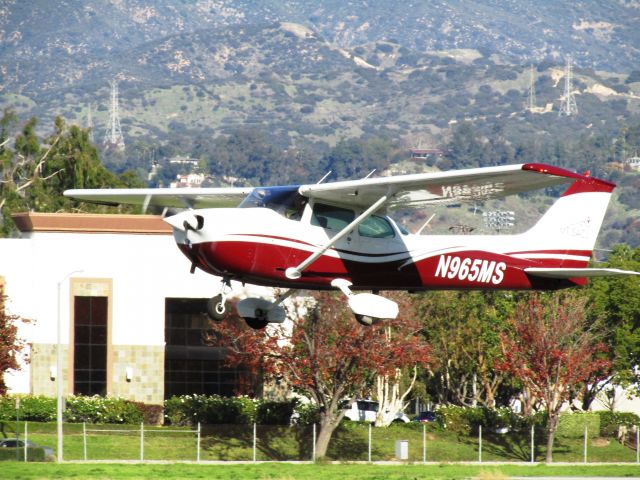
[
  {"left": 30, "top": 343, "right": 165, "bottom": 405},
  {"left": 31, "top": 343, "right": 69, "bottom": 396},
  {"left": 110, "top": 345, "right": 165, "bottom": 405}
]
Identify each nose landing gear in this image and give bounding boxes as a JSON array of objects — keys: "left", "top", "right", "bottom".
[
  {"left": 206, "top": 278, "right": 232, "bottom": 322},
  {"left": 206, "top": 294, "right": 227, "bottom": 322}
]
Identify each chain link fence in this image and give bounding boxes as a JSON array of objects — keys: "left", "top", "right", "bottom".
[{"left": 2, "top": 421, "right": 639, "bottom": 463}]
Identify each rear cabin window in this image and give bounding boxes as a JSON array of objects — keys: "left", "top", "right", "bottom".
[
  {"left": 358, "top": 215, "right": 395, "bottom": 239},
  {"left": 311, "top": 203, "right": 355, "bottom": 230}
]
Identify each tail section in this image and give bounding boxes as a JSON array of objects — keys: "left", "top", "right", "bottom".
[
  {"left": 520, "top": 175, "right": 615, "bottom": 265},
  {"left": 515, "top": 174, "right": 639, "bottom": 282}
]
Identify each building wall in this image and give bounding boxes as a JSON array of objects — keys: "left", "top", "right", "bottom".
[
  {"left": 111, "top": 345, "right": 165, "bottom": 404},
  {"left": 0, "top": 218, "right": 268, "bottom": 404}
]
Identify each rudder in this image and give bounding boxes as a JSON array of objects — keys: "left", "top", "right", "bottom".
[{"left": 520, "top": 175, "right": 615, "bottom": 258}]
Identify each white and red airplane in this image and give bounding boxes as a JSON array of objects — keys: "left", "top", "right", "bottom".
[{"left": 65, "top": 163, "right": 638, "bottom": 329}]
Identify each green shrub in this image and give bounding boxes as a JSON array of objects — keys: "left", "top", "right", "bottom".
[
  {"left": 556, "top": 412, "right": 600, "bottom": 438},
  {"left": 65, "top": 396, "right": 143, "bottom": 424},
  {"left": 256, "top": 399, "right": 298, "bottom": 425},
  {"left": 0, "top": 395, "right": 56, "bottom": 422},
  {"left": 132, "top": 402, "right": 164, "bottom": 425},
  {"left": 293, "top": 403, "right": 320, "bottom": 426},
  {"left": 0, "top": 395, "right": 165, "bottom": 424},
  {"left": 597, "top": 411, "right": 640, "bottom": 437},
  {"left": 437, "top": 406, "right": 483, "bottom": 434},
  {"left": 435, "top": 406, "right": 533, "bottom": 435},
  {"left": 163, "top": 396, "right": 191, "bottom": 426},
  {"left": 164, "top": 395, "right": 257, "bottom": 426}
]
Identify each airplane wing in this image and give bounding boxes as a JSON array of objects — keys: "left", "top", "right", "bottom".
[
  {"left": 64, "top": 187, "right": 254, "bottom": 209},
  {"left": 525, "top": 268, "right": 640, "bottom": 279},
  {"left": 299, "top": 163, "right": 587, "bottom": 210}
]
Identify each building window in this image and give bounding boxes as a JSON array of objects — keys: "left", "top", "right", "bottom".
[
  {"left": 74, "top": 296, "right": 108, "bottom": 396},
  {"left": 164, "top": 298, "right": 245, "bottom": 398}
]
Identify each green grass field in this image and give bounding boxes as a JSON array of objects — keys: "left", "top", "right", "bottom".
[
  {"left": 2, "top": 462, "right": 640, "bottom": 480},
  {"left": 9, "top": 421, "right": 638, "bottom": 463},
  {"left": 2, "top": 420, "right": 639, "bottom": 480}
]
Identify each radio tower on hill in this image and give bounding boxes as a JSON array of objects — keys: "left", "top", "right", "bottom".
[
  {"left": 103, "top": 80, "right": 125, "bottom": 151},
  {"left": 526, "top": 64, "right": 536, "bottom": 112},
  {"left": 558, "top": 55, "right": 578, "bottom": 117},
  {"left": 86, "top": 103, "right": 95, "bottom": 143}
]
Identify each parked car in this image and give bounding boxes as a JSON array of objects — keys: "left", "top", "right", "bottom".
[
  {"left": 413, "top": 411, "right": 437, "bottom": 423},
  {"left": 0, "top": 438, "right": 54, "bottom": 459},
  {"left": 342, "top": 400, "right": 410, "bottom": 423}
]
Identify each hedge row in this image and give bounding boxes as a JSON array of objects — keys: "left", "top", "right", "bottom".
[
  {"left": 435, "top": 406, "right": 543, "bottom": 435},
  {"left": 0, "top": 395, "right": 161, "bottom": 425},
  {"left": 163, "top": 395, "right": 299, "bottom": 426},
  {"left": 598, "top": 411, "right": 640, "bottom": 437},
  {"left": 0, "top": 394, "right": 298, "bottom": 426},
  {"left": 434, "top": 406, "right": 640, "bottom": 438},
  {"left": 2, "top": 395, "right": 639, "bottom": 432}
]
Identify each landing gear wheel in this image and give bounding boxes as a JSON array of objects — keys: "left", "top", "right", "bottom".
[
  {"left": 206, "top": 295, "right": 227, "bottom": 322},
  {"left": 244, "top": 317, "right": 269, "bottom": 330},
  {"left": 355, "top": 314, "right": 378, "bottom": 326}
]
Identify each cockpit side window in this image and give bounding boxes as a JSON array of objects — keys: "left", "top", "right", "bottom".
[
  {"left": 358, "top": 215, "right": 396, "bottom": 238},
  {"left": 311, "top": 203, "right": 355, "bottom": 230}
]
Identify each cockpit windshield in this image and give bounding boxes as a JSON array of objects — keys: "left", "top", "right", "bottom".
[{"left": 239, "top": 186, "right": 307, "bottom": 220}]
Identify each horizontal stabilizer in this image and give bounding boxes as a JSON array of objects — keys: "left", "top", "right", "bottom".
[{"left": 525, "top": 267, "right": 640, "bottom": 279}]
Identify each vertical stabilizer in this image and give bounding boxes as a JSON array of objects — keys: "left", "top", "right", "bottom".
[{"left": 521, "top": 176, "right": 615, "bottom": 264}]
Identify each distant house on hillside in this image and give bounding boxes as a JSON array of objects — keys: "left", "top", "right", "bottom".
[
  {"left": 169, "top": 155, "right": 199, "bottom": 168},
  {"left": 627, "top": 155, "right": 640, "bottom": 171},
  {"left": 170, "top": 172, "right": 206, "bottom": 188},
  {"left": 410, "top": 148, "right": 444, "bottom": 160}
]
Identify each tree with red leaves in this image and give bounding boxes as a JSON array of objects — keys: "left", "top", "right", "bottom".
[
  {"left": 208, "top": 291, "right": 430, "bottom": 458},
  {"left": 0, "top": 287, "right": 29, "bottom": 395},
  {"left": 496, "top": 292, "right": 610, "bottom": 462}
]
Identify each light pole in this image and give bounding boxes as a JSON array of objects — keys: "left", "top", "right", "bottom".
[{"left": 57, "top": 270, "right": 82, "bottom": 463}]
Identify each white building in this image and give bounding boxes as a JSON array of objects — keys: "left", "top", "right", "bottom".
[
  {"left": 0, "top": 212, "right": 267, "bottom": 405},
  {"left": 170, "top": 173, "right": 206, "bottom": 188}
]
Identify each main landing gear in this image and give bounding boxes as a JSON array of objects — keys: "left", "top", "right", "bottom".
[
  {"left": 205, "top": 279, "right": 292, "bottom": 330},
  {"left": 331, "top": 279, "right": 399, "bottom": 326},
  {"left": 206, "top": 278, "right": 399, "bottom": 329}
]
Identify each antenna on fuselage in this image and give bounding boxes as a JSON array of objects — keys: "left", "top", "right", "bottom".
[
  {"left": 316, "top": 171, "right": 332, "bottom": 184},
  {"left": 363, "top": 169, "right": 376, "bottom": 179}
]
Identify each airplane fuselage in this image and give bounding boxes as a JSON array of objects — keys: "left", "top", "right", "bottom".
[
  {"left": 172, "top": 206, "right": 590, "bottom": 292},
  {"left": 64, "top": 164, "right": 637, "bottom": 327}
]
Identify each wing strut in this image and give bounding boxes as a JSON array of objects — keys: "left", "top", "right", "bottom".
[{"left": 285, "top": 192, "right": 392, "bottom": 280}]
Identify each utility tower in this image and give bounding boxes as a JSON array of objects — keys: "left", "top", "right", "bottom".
[
  {"left": 558, "top": 55, "right": 578, "bottom": 117},
  {"left": 526, "top": 64, "right": 536, "bottom": 112},
  {"left": 103, "top": 80, "right": 125, "bottom": 151},
  {"left": 86, "top": 103, "right": 94, "bottom": 143}
]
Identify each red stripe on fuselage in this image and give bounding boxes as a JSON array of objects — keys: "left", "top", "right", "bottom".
[{"left": 179, "top": 240, "right": 582, "bottom": 291}]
